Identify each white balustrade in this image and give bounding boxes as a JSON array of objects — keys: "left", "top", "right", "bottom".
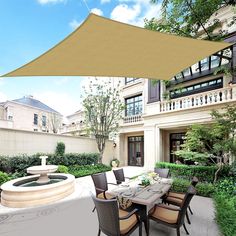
[
  {"left": 160, "top": 87, "right": 233, "bottom": 113},
  {"left": 123, "top": 114, "right": 143, "bottom": 123}
]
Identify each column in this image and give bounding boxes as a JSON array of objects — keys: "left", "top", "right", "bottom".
[{"left": 144, "top": 125, "right": 156, "bottom": 171}]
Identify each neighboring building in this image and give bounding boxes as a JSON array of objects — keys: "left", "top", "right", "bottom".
[
  {"left": 0, "top": 95, "right": 62, "bottom": 133},
  {"left": 60, "top": 110, "right": 87, "bottom": 136},
  {"left": 118, "top": 6, "right": 236, "bottom": 169}
]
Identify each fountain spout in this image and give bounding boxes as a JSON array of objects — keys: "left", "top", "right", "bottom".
[{"left": 40, "top": 156, "right": 48, "bottom": 166}]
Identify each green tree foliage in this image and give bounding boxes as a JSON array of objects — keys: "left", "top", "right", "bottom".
[
  {"left": 82, "top": 79, "right": 124, "bottom": 163},
  {"left": 175, "top": 105, "right": 236, "bottom": 182},
  {"left": 146, "top": 0, "right": 236, "bottom": 40}
]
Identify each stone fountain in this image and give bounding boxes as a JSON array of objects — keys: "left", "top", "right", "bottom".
[{"left": 1, "top": 156, "right": 75, "bottom": 208}]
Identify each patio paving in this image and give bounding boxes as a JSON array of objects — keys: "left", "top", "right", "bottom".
[{"left": 0, "top": 167, "right": 220, "bottom": 236}]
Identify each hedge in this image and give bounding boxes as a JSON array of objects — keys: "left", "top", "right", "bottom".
[
  {"left": 214, "top": 194, "right": 236, "bottom": 236},
  {"left": 156, "top": 162, "right": 230, "bottom": 183},
  {"left": 68, "top": 164, "right": 111, "bottom": 178},
  {"left": 171, "top": 178, "right": 215, "bottom": 197},
  {"left": 0, "top": 153, "right": 99, "bottom": 175}
]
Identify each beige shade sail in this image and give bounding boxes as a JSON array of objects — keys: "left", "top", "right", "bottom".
[{"left": 3, "top": 13, "right": 232, "bottom": 80}]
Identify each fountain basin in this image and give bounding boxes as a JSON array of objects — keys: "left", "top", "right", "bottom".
[{"left": 1, "top": 173, "right": 75, "bottom": 208}]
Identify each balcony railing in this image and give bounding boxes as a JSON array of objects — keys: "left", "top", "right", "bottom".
[
  {"left": 160, "top": 87, "right": 233, "bottom": 113},
  {"left": 123, "top": 114, "right": 143, "bottom": 123}
]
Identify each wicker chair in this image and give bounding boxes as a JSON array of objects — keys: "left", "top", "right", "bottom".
[
  {"left": 92, "top": 195, "right": 142, "bottom": 236},
  {"left": 149, "top": 186, "right": 196, "bottom": 236},
  {"left": 154, "top": 168, "right": 170, "bottom": 178},
  {"left": 113, "top": 168, "right": 130, "bottom": 185},
  {"left": 91, "top": 172, "right": 116, "bottom": 200},
  {"left": 164, "top": 177, "right": 199, "bottom": 224}
]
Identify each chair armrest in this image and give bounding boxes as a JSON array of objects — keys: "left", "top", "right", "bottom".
[
  {"left": 156, "top": 204, "right": 180, "bottom": 211},
  {"left": 95, "top": 187, "right": 106, "bottom": 193},
  {"left": 119, "top": 208, "right": 139, "bottom": 220},
  {"left": 107, "top": 182, "right": 118, "bottom": 186}
]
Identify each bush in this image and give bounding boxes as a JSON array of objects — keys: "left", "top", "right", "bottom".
[
  {"left": 0, "top": 171, "right": 10, "bottom": 185},
  {"left": 214, "top": 194, "right": 236, "bottom": 236},
  {"left": 0, "top": 153, "right": 99, "bottom": 177},
  {"left": 56, "top": 165, "right": 69, "bottom": 174},
  {"left": 68, "top": 164, "right": 111, "bottom": 178},
  {"left": 156, "top": 162, "right": 230, "bottom": 183},
  {"left": 215, "top": 178, "right": 236, "bottom": 196},
  {"left": 55, "top": 142, "right": 65, "bottom": 156},
  {"left": 171, "top": 178, "right": 215, "bottom": 197}
]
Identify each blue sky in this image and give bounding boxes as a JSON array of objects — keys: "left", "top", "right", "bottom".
[{"left": 0, "top": 0, "right": 161, "bottom": 116}]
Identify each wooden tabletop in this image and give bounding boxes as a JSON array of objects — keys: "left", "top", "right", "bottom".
[{"left": 109, "top": 178, "right": 173, "bottom": 206}]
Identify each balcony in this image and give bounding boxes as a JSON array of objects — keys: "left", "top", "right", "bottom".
[
  {"left": 160, "top": 87, "right": 233, "bottom": 113},
  {"left": 123, "top": 114, "right": 143, "bottom": 124}
]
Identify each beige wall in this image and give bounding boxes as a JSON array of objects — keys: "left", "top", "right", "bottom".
[{"left": 0, "top": 128, "right": 115, "bottom": 165}]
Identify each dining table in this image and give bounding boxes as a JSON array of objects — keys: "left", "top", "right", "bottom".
[{"left": 108, "top": 175, "right": 173, "bottom": 236}]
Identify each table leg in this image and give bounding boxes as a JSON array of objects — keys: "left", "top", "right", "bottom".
[{"left": 133, "top": 204, "right": 149, "bottom": 236}]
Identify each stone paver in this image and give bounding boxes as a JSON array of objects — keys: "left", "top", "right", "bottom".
[{"left": 0, "top": 167, "right": 220, "bottom": 236}]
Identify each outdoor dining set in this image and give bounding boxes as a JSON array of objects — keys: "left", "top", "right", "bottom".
[{"left": 91, "top": 168, "right": 198, "bottom": 236}]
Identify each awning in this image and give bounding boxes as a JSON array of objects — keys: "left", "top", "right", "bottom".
[{"left": 3, "top": 13, "right": 232, "bottom": 80}]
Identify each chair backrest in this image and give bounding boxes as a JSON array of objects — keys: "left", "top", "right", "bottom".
[
  {"left": 177, "top": 186, "right": 196, "bottom": 225},
  {"left": 154, "top": 168, "right": 170, "bottom": 178},
  {"left": 91, "top": 172, "right": 108, "bottom": 196},
  {"left": 92, "top": 195, "right": 120, "bottom": 236},
  {"left": 191, "top": 176, "right": 199, "bottom": 187},
  {"left": 113, "top": 169, "right": 125, "bottom": 184}
]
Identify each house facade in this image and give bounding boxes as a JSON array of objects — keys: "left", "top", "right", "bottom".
[
  {"left": 59, "top": 110, "right": 87, "bottom": 136},
  {"left": 0, "top": 96, "right": 62, "bottom": 133},
  {"left": 118, "top": 6, "right": 236, "bottom": 169}
]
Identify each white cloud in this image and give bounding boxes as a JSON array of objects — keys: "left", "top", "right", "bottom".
[
  {"left": 110, "top": 1, "right": 161, "bottom": 27},
  {"left": 69, "top": 19, "right": 82, "bottom": 30},
  {"left": 101, "top": 0, "right": 111, "bottom": 4},
  {"left": 37, "top": 0, "right": 66, "bottom": 5},
  {"left": 111, "top": 4, "right": 141, "bottom": 24},
  {"left": 33, "top": 91, "right": 80, "bottom": 116},
  {"left": 91, "top": 8, "right": 104, "bottom": 16}
]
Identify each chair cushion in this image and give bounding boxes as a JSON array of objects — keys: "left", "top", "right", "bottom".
[
  {"left": 149, "top": 204, "right": 179, "bottom": 224},
  {"left": 97, "top": 192, "right": 114, "bottom": 199},
  {"left": 119, "top": 209, "right": 138, "bottom": 235},
  {"left": 168, "top": 192, "right": 185, "bottom": 199},
  {"left": 166, "top": 196, "right": 182, "bottom": 206}
]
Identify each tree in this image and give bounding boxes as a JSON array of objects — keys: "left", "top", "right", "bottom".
[
  {"left": 49, "top": 113, "right": 62, "bottom": 134},
  {"left": 146, "top": 0, "right": 236, "bottom": 40},
  {"left": 82, "top": 79, "right": 124, "bottom": 163},
  {"left": 175, "top": 105, "right": 236, "bottom": 183}
]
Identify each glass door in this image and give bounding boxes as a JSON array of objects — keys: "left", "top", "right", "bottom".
[
  {"left": 170, "top": 133, "right": 185, "bottom": 163},
  {"left": 128, "top": 136, "right": 144, "bottom": 166}
]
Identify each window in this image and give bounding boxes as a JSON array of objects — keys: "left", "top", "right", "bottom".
[
  {"left": 42, "top": 115, "right": 46, "bottom": 127},
  {"left": 170, "top": 78, "right": 223, "bottom": 99},
  {"left": 125, "top": 78, "right": 139, "bottom": 85},
  {"left": 125, "top": 95, "right": 142, "bottom": 116},
  {"left": 8, "top": 115, "right": 13, "bottom": 120},
  {"left": 34, "top": 114, "right": 38, "bottom": 125}
]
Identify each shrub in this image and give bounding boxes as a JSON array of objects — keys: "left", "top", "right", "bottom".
[
  {"left": 156, "top": 162, "right": 230, "bottom": 183},
  {"left": 171, "top": 178, "right": 215, "bottom": 197},
  {"left": 214, "top": 194, "right": 236, "bottom": 236},
  {"left": 0, "top": 171, "right": 10, "bottom": 185},
  {"left": 56, "top": 165, "right": 69, "bottom": 174},
  {"left": 0, "top": 153, "right": 99, "bottom": 176},
  {"left": 215, "top": 178, "right": 236, "bottom": 197},
  {"left": 68, "top": 164, "right": 111, "bottom": 178},
  {"left": 55, "top": 142, "right": 65, "bottom": 156}
]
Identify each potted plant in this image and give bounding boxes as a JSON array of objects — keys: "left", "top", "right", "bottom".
[{"left": 110, "top": 158, "right": 120, "bottom": 168}]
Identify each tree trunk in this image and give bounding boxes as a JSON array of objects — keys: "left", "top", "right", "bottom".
[{"left": 213, "top": 157, "right": 222, "bottom": 184}]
